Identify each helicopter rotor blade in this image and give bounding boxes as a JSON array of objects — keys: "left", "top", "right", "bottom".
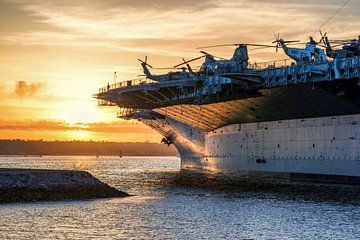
[
  {"left": 319, "top": 31, "right": 327, "bottom": 44},
  {"left": 245, "top": 43, "right": 277, "bottom": 47},
  {"left": 251, "top": 42, "right": 304, "bottom": 51},
  {"left": 273, "top": 31, "right": 278, "bottom": 41},
  {"left": 182, "top": 58, "right": 194, "bottom": 73},
  {"left": 329, "top": 39, "right": 354, "bottom": 43},
  {"left": 319, "top": 30, "right": 323, "bottom": 44},
  {"left": 153, "top": 67, "right": 175, "bottom": 70},
  {"left": 200, "top": 50, "right": 211, "bottom": 55},
  {"left": 174, "top": 55, "right": 206, "bottom": 68},
  {"left": 272, "top": 32, "right": 281, "bottom": 45},
  {"left": 197, "top": 43, "right": 278, "bottom": 49},
  {"left": 200, "top": 51, "right": 227, "bottom": 60},
  {"left": 144, "top": 56, "right": 153, "bottom": 69},
  {"left": 272, "top": 39, "right": 299, "bottom": 44},
  {"left": 251, "top": 46, "right": 277, "bottom": 50},
  {"left": 196, "top": 44, "right": 238, "bottom": 49},
  {"left": 186, "top": 64, "right": 193, "bottom": 73},
  {"left": 282, "top": 40, "right": 300, "bottom": 43},
  {"left": 272, "top": 32, "right": 280, "bottom": 53}
]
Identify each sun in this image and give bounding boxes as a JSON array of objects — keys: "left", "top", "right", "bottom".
[
  {"left": 69, "top": 129, "right": 91, "bottom": 140},
  {"left": 53, "top": 100, "right": 108, "bottom": 124}
]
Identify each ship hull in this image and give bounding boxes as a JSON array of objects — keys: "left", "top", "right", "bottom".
[
  {"left": 95, "top": 52, "right": 360, "bottom": 184},
  {"left": 141, "top": 113, "right": 360, "bottom": 184}
]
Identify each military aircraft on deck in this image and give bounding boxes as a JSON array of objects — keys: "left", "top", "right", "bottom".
[
  {"left": 319, "top": 31, "right": 360, "bottom": 58},
  {"left": 271, "top": 33, "right": 327, "bottom": 64},
  {"left": 178, "top": 43, "right": 276, "bottom": 75},
  {"left": 184, "top": 43, "right": 279, "bottom": 84},
  {"left": 138, "top": 56, "right": 195, "bottom": 82}
]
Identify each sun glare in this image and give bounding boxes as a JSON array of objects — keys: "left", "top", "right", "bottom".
[
  {"left": 54, "top": 101, "right": 108, "bottom": 124},
  {"left": 69, "top": 129, "right": 90, "bottom": 140}
]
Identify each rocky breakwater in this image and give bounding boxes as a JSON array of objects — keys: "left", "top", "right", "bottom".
[{"left": 0, "top": 169, "right": 129, "bottom": 203}]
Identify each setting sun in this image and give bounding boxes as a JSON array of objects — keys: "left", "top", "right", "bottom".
[
  {"left": 69, "top": 129, "right": 90, "bottom": 140},
  {"left": 0, "top": 0, "right": 359, "bottom": 142},
  {"left": 53, "top": 101, "right": 107, "bottom": 125}
]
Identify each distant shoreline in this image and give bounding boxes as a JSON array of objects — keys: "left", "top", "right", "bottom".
[
  {"left": 0, "top": 140, "right": 178, "bottom": 156},
  {"left": 0, "top": 154, "right": 178, "bottom": 157}
]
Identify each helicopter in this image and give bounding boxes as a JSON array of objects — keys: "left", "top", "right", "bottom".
[
  {"left": 342, "top": 36, "right": 360, "bottom": 55},
  {"left": 138, "top": 56, "right": 195, "bottom": 82},
  {"left": 174, "top": 43, "right": 279, "bottom": 85},
  {"left": 173, "top": 50, "right": 228, "bottom": 75},
  {"left": 177, "top": 43, "right": 277, "bottom": 76},
  {"left": 319, "top": 31, "right": 360, "bottom": 58},
  {"left": 271, "top": 33, "right": 327, "bottom": 64}
]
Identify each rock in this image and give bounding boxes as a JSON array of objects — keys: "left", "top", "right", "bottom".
[{"left": 0, "top": 169, "right": 129, "bottom": 203}]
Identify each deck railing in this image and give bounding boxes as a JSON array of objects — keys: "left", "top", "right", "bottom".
[
  {"left": 248, "top": 59, "right": 295, "bottom": 70},
  {"left": 99, "top": 78, "right": 156, "bottom": 93},
  {"left": 98, "top": 59, "right": 295, "bottom": 94}
]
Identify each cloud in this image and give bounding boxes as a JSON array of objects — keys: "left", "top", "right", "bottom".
[
  {"left": 85, "top": 121, "right": 151, "bottom": 134},
  {"left": 1, "top": 0, "right": 359, "bottom": 60},
  {"left": 2, "top": 1, "right": 356, "bottom": 47},
  {"left": 0, "top": 119, "right": 152, "bottom": 134},
  {"left": 23, "top": 0, "right": 218, "bottom": 12},
  {"left": 0, "top": 119, "right": 160, "bottom": 141},
  {"left": 14, "top": 80, "right": 46, "bottom": 98},
  {"left": 0, "top": 120, "right": 72, "bottom": 131}
]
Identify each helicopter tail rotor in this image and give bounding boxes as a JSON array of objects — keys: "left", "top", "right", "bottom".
[
  {"left": 272, "top": 32, "right": 281, "bottom": 52},
  {"left": 272, "top": 32, "right": 300, "bottom": 52},
  {"left": 319, "top": 31, "right": 328, "bottom": 45},
  {"left": 138, "top": 56, "right": 153, "bottom": 69},
  {"left": 182, "top": 58, "right": 194, "bottom": 74}
]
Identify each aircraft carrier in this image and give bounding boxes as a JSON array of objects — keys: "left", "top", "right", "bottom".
[{"left": 96, "top": 34, "right": 360, "bottom": 184}]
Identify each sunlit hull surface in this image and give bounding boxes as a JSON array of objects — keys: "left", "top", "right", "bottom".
[
  {"left": 139, "top": 80, "right": 360, "bottom": 184},
  {"left": 96, "top": 56, "right": 360, "bottom": 184},
  {"left": 141, "top": 112, "right": 360, "bottom": 184}
]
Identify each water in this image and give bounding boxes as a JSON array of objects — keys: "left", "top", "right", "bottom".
[{"left": 0, "top": 156, "right": 359, "bottom": 239}]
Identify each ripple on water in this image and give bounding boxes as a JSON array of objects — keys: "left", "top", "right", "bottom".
[{"left": 0, "top": 156, "right": 359, "bottom": 240}]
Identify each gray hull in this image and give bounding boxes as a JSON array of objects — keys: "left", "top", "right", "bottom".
[
  {"left": 96, "top": 54, "right": 360, "bottom": 184},
  {"left": 141, "top": 113, "right": 360, "bottom": 184}
]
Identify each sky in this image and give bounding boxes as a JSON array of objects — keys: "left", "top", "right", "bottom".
[{"left": 0, "top": 0, "right": 359, "bottom": 142}]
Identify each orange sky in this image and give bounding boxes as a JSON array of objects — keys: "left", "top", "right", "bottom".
[{"left": 0, "top": 0, "right": 359, "bottom": 142}]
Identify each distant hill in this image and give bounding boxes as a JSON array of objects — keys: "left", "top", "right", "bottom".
[{"left": 0, "top": 140, "right": 178, "bottom": 156}]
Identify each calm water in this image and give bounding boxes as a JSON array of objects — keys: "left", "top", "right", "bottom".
[{"left": 0, "top": 156, "right": 359, "bottom": 240}]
